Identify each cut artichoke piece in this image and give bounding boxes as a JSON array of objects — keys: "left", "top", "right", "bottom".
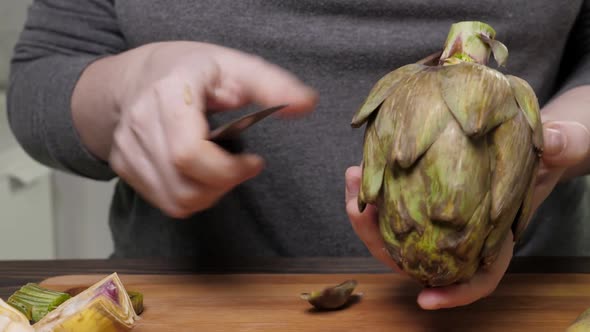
[
  {"left": 0, "top": 299, "right": 34, "bottom": 332},
  {"left": 7, "top": 283, "right": 71, "bottom": 323},
  {"left": 33, "top": 273, "right": 139, "bottom": 332},
  {"left": 127, "top": 292, "right": 143, "bottom": 316}
]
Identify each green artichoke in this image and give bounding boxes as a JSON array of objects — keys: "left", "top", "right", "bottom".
[{"left": 351, "top": 21, "right": 543, "bottom": 287}]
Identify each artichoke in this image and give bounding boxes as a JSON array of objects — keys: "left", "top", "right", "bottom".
[{"left": 351, "top": 21, "right": 543, "bottom": 287}]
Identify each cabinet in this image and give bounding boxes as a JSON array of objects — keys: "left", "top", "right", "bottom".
[{"left": 0, "top": 146, "right": 56, "bottom": 259}]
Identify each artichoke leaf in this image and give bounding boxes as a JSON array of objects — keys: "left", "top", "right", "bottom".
[
  {"left": 391, "top": 69, "right": 453, "bottom": 168},
  {"left": 507, "top": 75, "right": 544, "bottom": 151},
  {"left": 300, "top": 280, "right": 359, "bottom": 310},
  {"left": 437, "top": 191, "right": 492, "bottom": 264},
  {"left": 373, "top": 94, "right": 399, "bottom": 166},
  {"left": 351, "top": 64, "right": 424, "bottom": 127},
  {"left": 439, "top": 62, "right": 516, "bottom": 137},
  {"left": 512, "top": 158, "right": 540, "bottom": 242},
  {"left": 479, "top": 33, "right": 509, "bottom": 67},
  {"left": 379, "top": 206, "right": 402, "bottom": 264},
  {"left": 382, "top": 166, "right": 422, "bottom": 237},
  {"left": 480, "top": 113, "right": 537, "bottom": 265},
  {"left": 359, "top": 116, "right": 386, "bottom": 211},
  {"left": 416, "top": 51, "right": 443, "bottom": 66},
  {"left": 489, "top": 111, "right": 537, "bottom": 222},
  {"left": 423, "top": 120, "right": 490, "bottom": 228},
  {"left": 481, "top": 218, "right": 513, "bottom": 268}
]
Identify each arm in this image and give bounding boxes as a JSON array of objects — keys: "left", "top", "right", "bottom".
[
  {"left": 8, "top": 0, "right": 317, "bottom": 218},
  {"left": 8, "top": 0, "right": 126, "bottom": 180}
]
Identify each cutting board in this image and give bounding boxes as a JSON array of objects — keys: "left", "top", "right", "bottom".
[{"left": 39, "top": 273, "right": 590, "bottom": 331}]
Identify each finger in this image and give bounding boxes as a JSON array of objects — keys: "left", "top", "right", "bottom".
[
  {"left": 417, "top": 232, "right": 514, "bottom": 310},
  {"left": 127, "top": 99, "right": 230, "bottom": 215},
  {"left": 542, "top": 121, "right": 590, "bottom": 168},
  {"left": 214, "top": 48, "right": 318, "bottom": 116},
  {"left": 109, "top": 125, "right": 182, "bottom": 217},
  {"left": 153, "top": 74, "right": 265, "bottom": 188},
  {"left": 206, "top": 77, "right": 245, "bottom": 111},
  {"left": 345, "top": 166, "right": 402, "bottom": 273},
  {"left": 175, "top": 139, "right": 265, "bottom": 188},
  {"left": 156, "top": 71, "right": 212, "bottom": 151}
]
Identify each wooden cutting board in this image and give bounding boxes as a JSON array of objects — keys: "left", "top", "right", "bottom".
[{"left": 39, "top": 273, "right": 590, "bottom": 331}]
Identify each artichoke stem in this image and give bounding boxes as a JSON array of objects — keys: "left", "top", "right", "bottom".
[{"left": 439, "top": 21, "right": 497, "bottom": 66}]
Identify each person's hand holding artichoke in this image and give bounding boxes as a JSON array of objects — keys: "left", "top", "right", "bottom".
[{"left": 345, "top": 85, "right": 590, "bottom": 310}]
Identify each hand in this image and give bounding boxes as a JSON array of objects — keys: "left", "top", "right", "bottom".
[
  {"left": 345, "top": 166, "right": 512, "bottom": 310},
  {"left": 73, "top": 41, "right": 317, "bottom": 218},
  {"left": 345, "top": 120, "right": 590, "bottom": 310}
]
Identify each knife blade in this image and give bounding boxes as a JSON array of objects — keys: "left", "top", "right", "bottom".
[{"left": 208, "top": 104, "right": 288, "bottom": 142}]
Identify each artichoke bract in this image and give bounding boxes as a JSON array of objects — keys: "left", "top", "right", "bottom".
[{"left": 351, "top": 21, "right": 543, "bottom": 287}]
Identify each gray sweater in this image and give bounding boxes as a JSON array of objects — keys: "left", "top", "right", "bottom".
[{"left": 7, "top": 0, "right": 590, "bottom": 259}]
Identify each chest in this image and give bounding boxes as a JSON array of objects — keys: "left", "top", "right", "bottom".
[{"left": 113, "top": 1, "right": 580, "bottom": 50}]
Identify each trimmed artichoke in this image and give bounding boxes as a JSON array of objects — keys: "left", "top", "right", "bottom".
[
  {"left": 351, "top": 21, "right": 543, "bottom": 287},
  {"left": 33, "top": 273, "right": 139, "bottom": 332}
]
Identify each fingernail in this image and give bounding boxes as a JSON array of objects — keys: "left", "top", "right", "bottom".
[
  {"left": 543, "top": 127, "right": 565, "bottom": 156},
  {"left": 345, "top": 176, "right": 360, "bottom": 199},
  {"left": 244, "top": 154, "right": 265, "bottom": 170},
  {"left": 345, "top": 181, "right": 355, "bottom": 198},
  {"left": 417, "top": 293, "right": 440, "bottom": 310}
]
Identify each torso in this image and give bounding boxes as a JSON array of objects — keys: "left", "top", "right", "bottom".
[{"left": 107, "top": 0, "right": 588, "bottom": 258}]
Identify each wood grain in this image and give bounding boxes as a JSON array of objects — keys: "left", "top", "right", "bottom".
[{"left": 39, "top": 273, "right": 590, "bottom": 332}]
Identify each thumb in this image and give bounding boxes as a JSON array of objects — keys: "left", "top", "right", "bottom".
[
  {"left": 214, "top": 47, "right": 318, "bottom": 117},
  {"left": 541, "top": 121, "right": 590, "bottom": 168}
]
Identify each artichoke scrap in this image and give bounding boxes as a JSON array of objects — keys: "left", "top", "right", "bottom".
[
  {"left": 568, "top": 307, "right": 590, "bottom": 331},
  {"left": 0, "top": 299, "right": 34, "bottom": 332},
  {"left": 351, "top": 21, "right": 543, "bottom": 287},
  {"left": 7, "top": 284, "right": 71, "bottom": 324},
  {"left": 300, "top": 280, "right": 359, "bottom": 310}
]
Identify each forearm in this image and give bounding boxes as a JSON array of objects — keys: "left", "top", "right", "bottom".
[
  {"left": 71, "top": 54, "right": 127, "bottom": 162},
  {"left": 541, "top": 85, "right": 590, "bottom": 180},
  {"left": 7, "top": 0, "right": 127, "bottom": 180}
]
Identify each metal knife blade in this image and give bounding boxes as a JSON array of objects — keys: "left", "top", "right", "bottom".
[{"left": 208, "top": 104, "right": 288, "bottom": 142}]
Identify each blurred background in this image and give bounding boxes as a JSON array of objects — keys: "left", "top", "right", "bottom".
[{"left": 0, "top": 0, "right": 115, "bottom": 259}]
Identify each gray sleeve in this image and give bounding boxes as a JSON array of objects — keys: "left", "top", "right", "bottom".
[
  {"left": 556, "top": 0, "right": 590, "bottom": 95},
  {"left": 7, "top": 0, "right": 126, "bottom": 181}
]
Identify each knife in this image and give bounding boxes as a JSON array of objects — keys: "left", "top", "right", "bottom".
[{"left": 208, "top": 104, "right": 288, "bottom": 142}]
